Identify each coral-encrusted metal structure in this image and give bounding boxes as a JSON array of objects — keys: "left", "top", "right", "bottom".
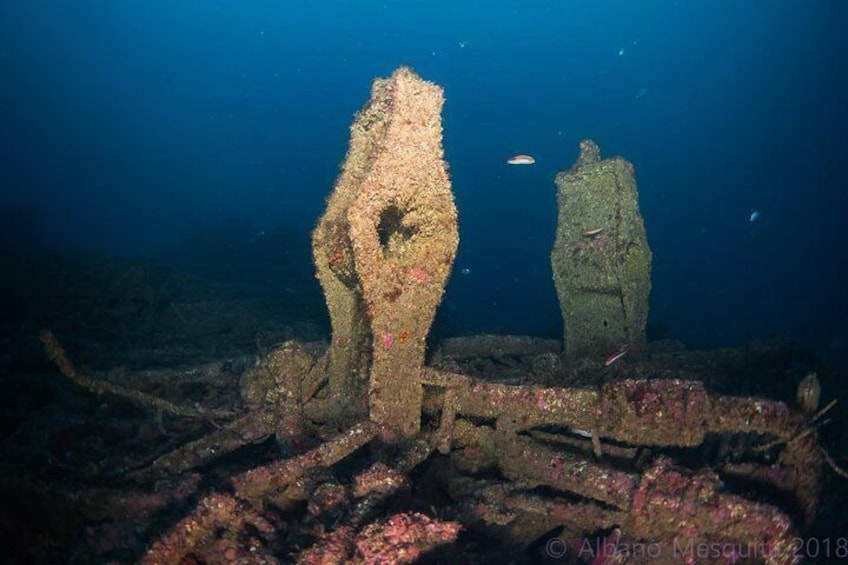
[
  {"left": 38, "top": 67, "right": 828, "bottom": 565},
  {"left": 313, "top": 66, "right": 458, "bottom": 438},
  {"left": 551, "top": 139, "right": 652, "bottom": 359}
]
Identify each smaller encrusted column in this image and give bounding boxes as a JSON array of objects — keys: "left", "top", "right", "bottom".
[{"left": 551, "top": 140, "right": 651, "bottom": 359}]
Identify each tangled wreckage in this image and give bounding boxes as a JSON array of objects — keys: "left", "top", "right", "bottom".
[{"left": 12, "top": 67, "right": 844, "bottom": 564}]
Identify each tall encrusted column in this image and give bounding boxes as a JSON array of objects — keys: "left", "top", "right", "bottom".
[
  {"left": 312, "top": 90, "right": 379, "bottom": 425},
  {"left": 551, "top": 140, "right": 651, "bottom": 359},
  {"left": 312, "top": 67, "right": 458, "bottom": 437}
]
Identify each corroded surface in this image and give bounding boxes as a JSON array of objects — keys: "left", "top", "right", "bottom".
[
  {"left": 552, "top": 139, "right": 652, "bottom": 359},
  {"left": 16, "top": 68, "right": 835, "bottom": 565},
  {"left": 315, "top": 67, "right": 458, "bottom": 437}
]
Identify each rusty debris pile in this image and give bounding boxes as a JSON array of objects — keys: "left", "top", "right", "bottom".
[{"left": 13, "top": 67, "right": 841, "bottom": 564}]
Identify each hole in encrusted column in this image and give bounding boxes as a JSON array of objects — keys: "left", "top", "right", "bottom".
[{"left": 377, "top": 204, "right": 418, "bottom": 257}]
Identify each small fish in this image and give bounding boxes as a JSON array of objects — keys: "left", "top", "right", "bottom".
[
  {"left": 459, "top": 266, "right": 472, "bottom": 275},
  {"left": 583, "top": 227, "right": 604, "bottom": 237},
  {"left": 507, "top": 154, "right": 535, "bottom": 165},
  {"left": 569, "top": 427, "right": 593, "bottom": 438},
  {"left": 604, "top": 347, "right": 628, "bottom": 366},
  {"left": 749, "top": 209, "right": 760, "bottom": 223}
]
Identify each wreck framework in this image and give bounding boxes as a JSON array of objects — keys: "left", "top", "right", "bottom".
[{"left": 36, "top": 67, "right": 831, "bottom": 565}]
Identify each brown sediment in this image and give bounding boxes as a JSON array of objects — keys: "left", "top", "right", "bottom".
[
  {"left": 40, "top": 328, "right": 235, "bottom": 420},
  {"left": 432, "top": 334, "right": 562, "bottom": 360}
]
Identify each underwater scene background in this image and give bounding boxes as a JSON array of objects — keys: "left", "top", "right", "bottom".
[
  {"left": 2, "top": 0, "right": 846, "bottom": 355},
  {"left": 1, "top": 1, "right": 848, "bottom": 563}
]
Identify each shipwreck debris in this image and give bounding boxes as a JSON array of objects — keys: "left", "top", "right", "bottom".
[
  {"left": 22, "top": 67, "right": 838, "bottom": 565},
  {"left": 551, "top": 139, "right": 652, "bottom": 361},
  {"left": 313, "top": 67, "right": 458, "bottom": 438}
]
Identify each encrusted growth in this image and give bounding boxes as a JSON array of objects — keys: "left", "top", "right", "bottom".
[
  {"left": 313, "top": 67, "right": 458, "bottom": 437},
  {"left": 551, "top": 139, "right": 652, "bottom": 359},
  {"left": 28, "top": 68, "right": 834, "bottom": 565}
]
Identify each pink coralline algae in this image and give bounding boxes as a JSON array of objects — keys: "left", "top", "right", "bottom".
[
  {"left": 355, "top": 512, "right": 461, "bottom": 563},
  {"left": 535, "top": 389, "right": 550, "bottom": 411},
  {"left": 550, "top": 458, "right": 565, "bottom": 480},
  {"left": 353, "top": 462, "right": 408, "bottom": 497},
  {"left": 408, "top": 265, "right": 428, "bottom": 284}
]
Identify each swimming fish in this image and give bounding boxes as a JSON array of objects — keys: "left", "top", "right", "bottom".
[
  {"left": 583, "top": 227, "right": 604, "bottom": 236},
  {"left": 569, "top": 427, "right": 593, "bottom": 438},
  {"left": 507, "top": 154, "right": 535, "bottom": 165},
  {"left": 604, "top": 347, "right": 628, "bottom": 366}
]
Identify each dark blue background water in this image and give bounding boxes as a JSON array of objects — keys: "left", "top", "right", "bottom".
[{"left": 2, "top": 1, "right": 846, "bottom": 357}]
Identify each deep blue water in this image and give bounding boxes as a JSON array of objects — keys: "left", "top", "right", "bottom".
[{"left": 1, "top": 1, "right": 846, "bottom": 357}]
